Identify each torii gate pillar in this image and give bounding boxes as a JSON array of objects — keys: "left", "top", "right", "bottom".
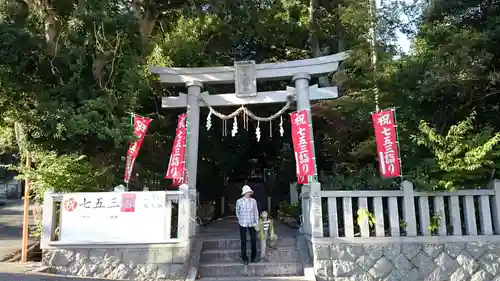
[
  {"left": 185, "top": 80, "right": 202, "bottom": 236},
  {"left": 293, "top": 72, "right": 318, "bottom": 177},
  {"left": 186, "top": 80, "right": 202, "bottom": 189},
  {"left": 293, "top": 72, "right": 322, "bottom": 238},
  {"left": 293, "top": 72, "right": 312, "bottom": 112}
]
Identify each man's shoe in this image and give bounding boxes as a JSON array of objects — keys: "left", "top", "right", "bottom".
[{"left": 243, "top": 260, "right": 249, "bottom": 265}]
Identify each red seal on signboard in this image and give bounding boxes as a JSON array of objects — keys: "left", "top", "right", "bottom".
[
  {"left": 121, "top": 194, "right": 136, "bottom": 212},
  {"left": 63, "top": 198, "right": 77, "bottom": 212}
]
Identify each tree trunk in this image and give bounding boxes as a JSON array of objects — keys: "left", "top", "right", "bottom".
[
  {"left": 44, "top": 12, "right": 58, "bottom": 56},
  {"left": 32, "top": 0, "right": 59, "bottom": 56},
  {"left": 309, "top": 0, "right": 333, "bottom": 86},
  {"left": 77, "top": 0, "right": 86, "bottom": 13},
  {"left": 308, "top": 0, "right": 320, "bottom": 57},
  {"left": 131, "top": 0, "right": 142, "bottom": 18},
  {"left": 140, "top": 10, "right": 159, "bottom": 46},
  {"left": 22, "top": 0, "right": 58, "bottom": 55},
  {"left": 334, "top": 0, "right": 346, "bottom": 52},
  {"left": 130, "top": 0, "right": 158, "bottom": 46}
]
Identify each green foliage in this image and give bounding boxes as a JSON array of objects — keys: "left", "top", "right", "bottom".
[
  {"left": 409, "top": 114, "right": 500, "bottom": 190},
  {"left": 5, "top": 151, "right": 101, "bottom": 202},
  {"left": 0, "top": 0, "right": 499, "bottom": 195},
  {"left": 0, "top": 120, "right": 15, "bottom": 154},
  {"left": 0, "top": 0, "right": 164, "bottom": 189},
  {"left": 399, "top": 219, "right": 408, "bottom": 231},
  {"left": 328, "top": 0, "right": 500, "bottom": 189},
  {"left": 357, "top": 208, "right": 375, "bottom": 227},
  {"left": 326, "top": 165, "right": 397, "bottom": 190},
  {"left": 428, "top": 214, "right": 442, "bottom": 236},
  {"left": 279, "top": 202, "right": 301, "bottom": 218}
]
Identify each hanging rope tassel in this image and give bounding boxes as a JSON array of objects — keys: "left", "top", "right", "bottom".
[
  {"left": 242, "top": 110, "right": 246, "bottom": 130},
  {"left": 256, "top": 121, "right": 261, "bottom": 142},
  {"left": 279, "top": 116, "right": 284, "bottom": 137},
  {"left": 269, "top": 120, "right": 272, "bottom": 139},
  {"left": 231, "top": 116, "right": 238, "bottom": 137},
  {"left": 225, "top": 119, "right": 228, "bottom": 136},
  {"left": 222, "top": 119, "right": 227, "bottom": 137},
  {"left": 206, "top": 111, "right": 212, "bottom": 131},
  {"left": 245, "top": 110, "right": 249, "bottom": 130}
]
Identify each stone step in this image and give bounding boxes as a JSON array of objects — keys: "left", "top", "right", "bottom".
[
  {"left": 198, "top": 276, "right": 308, "bottom": 281},
  {"left": 198, "top": 261, "right": 303, "bottom": 277},
  {"left": 203, "top": 237, "right": 296, "bottom": 250},
  {"left": 201, "top": 248, "right": 299, "bottom": 263},
  {"left": 201, "top": 225, "right": 297, "bottom": 233}
]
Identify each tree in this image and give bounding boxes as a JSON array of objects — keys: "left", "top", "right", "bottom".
[
  {"left": 410, "top": 114, "right": 500, "bottom": 190},
  {"left": 2, "top": 0, "right": 498, "bottom": 199}
]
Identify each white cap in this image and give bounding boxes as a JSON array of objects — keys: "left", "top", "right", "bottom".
[{"left": 241, "top": 185, "right": 253, "bottom": 195}]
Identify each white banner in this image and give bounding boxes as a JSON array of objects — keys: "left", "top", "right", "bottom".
[{"left": 60, "top": 191, "right": 168, "bottom": 243}]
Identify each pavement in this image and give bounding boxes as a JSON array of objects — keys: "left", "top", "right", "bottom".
[
  {"left": 0, "top": 262, "right": 43, "bottom": 272},
  {"left": 0, "top": 200, "right": 35, "bottom": 261},
  {"left": 0, "top": 199, "right": 38, "bottom": 278},
  {"left": 0, "top": 201, "right": 122, "bottom": 280},
  {"left": 0, "top": 272, "right": 121, "bottom": 281}
]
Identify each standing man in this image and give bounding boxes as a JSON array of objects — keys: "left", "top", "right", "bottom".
[{"left": 236, "top": 185, "right": 259, "bottom": 265}]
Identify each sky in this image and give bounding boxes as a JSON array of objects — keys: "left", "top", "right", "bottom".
[
  {"left": 396, "top": 30, "right": 412, "bottom": 53},
  {"left": 379, "top": 0, "right": 416, "bottom": 54}
]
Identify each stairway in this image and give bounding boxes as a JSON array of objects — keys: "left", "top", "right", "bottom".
[{"left": 196, "top": 217, "right": 309, "bottom": 281}]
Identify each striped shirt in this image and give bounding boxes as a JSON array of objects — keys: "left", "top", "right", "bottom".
[
  {"left": 262, "top": 219, "right": 271, "bottom": 237},
  {"left": 236, "top": 197, "right": 259, "bottom": 227}
]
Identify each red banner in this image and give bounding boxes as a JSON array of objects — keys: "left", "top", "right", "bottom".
[
  {"left": 165, "top": 113, "right": 187, "bottom": 185},
  {"left": 124, "top": 115, "right": 152, "bottom": 183},
  {"left": 371, "top": 109, "right": 401, "bottom": 178},
  {"left": 291, "top": 109, "right": 315, "bottom": 184}
]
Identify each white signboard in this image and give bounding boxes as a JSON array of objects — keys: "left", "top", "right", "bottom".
[{"left": 60, "top": 191, "right": 168, "bottom": 243}]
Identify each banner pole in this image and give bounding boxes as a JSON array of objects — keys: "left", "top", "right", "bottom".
[
  {"left": 21, "top": 152, "right": 30, "bottom": 262},
  {"left": 392, "top": 108, "right": 404, "bottom": 179},
  {"left": 125, "top": 113, "right": 134, "bottom": 189},
  {"left": 184, "top": 112, "right": 189, "bottom": 186},
  {"left": 306, "top": 109, "right": 318, "bottom": 178}
]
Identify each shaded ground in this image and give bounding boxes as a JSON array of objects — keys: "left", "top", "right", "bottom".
[{"left": 0, "top": 200, "right": 35, "bottom": 261}]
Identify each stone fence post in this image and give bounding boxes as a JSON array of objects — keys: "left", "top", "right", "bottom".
[
  {"left": 41, "top": 190, "right": 56, "bottom": 249},
  {"left": 178, "top": 184, "right": 191, "bottom": 242},
  {"left": 490, "top": 179, "right": 500, "bottom": 234},
  {"left": 309, "top": 179, "right": 323, "bottom": 238},
  {"left": 402, "top": 181, "right": 417, "bottom": 236},
  {"left": 300, "top": 185, "right": 309, "bottom": 235}
]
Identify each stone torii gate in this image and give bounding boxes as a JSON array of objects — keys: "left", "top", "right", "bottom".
[{"left": 149, "top": 51, "right": 347, "bottom": 239}]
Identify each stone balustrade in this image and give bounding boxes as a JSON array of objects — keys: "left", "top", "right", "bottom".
[{"left": 300, "top": 179, "right": 500, "bottom": 281}]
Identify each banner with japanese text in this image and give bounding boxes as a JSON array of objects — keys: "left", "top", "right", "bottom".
[
  {"left": 291, "top": 109, "right": 315, "bottom": 184},
  {"left": 371, "top": 109, "right": 401, "bottom": 178},
  {"left": 124, "top": 115, "right": 152, "bottom": 183},
  {"left": 165, "top": 113, "right": 187, "bottom": 186}
]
